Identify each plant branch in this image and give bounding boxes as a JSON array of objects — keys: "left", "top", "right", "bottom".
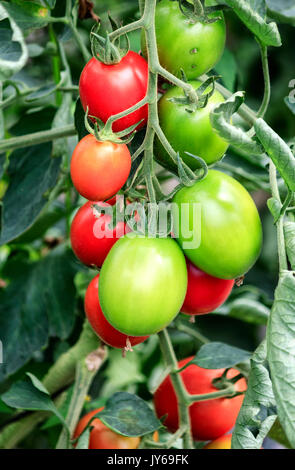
[
  {"left": 257, "top": 43, "right": 271, "bottom": 119},
  {"left": 0, "top": 125, "right": 76, "bottom": 153}
]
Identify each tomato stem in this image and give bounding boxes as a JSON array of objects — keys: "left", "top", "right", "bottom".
[{"left": 158, "top": 329, "right": 194, "bottom": 449}]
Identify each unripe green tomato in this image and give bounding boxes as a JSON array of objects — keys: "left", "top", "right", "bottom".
[
  {"left": 172, "top": 170, "right": 263, "bottom": 279},
  {"left": 154, "top": 80, "right": 229, "bottom": 171},
  {"left": 141, "top": 0, "right": 226, "bottom": 80},
  {"left": 99, "top": 233, "right": 188, "bottom": 336}
]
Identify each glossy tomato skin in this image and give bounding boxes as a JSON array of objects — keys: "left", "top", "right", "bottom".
[
  {"left": 181, "top": 260, "right": 234, "bottom": 315},
  {"left": 204, "top": 434, "right": 232, "bottom": 449},
  {"left": 99, "top": 233, "right": 188, "bottom": 336},
  {"left": 79, "top": 51, "right": 148, "bottom": 132},
  {"left": 70, "top": 201, "right": 129, "bottom": 268},
  {"left": 74, "top": 407, "right": 140, "bottom": 449},
  {"left": 85, "top": 274, "right": 148, "bottom": 349},
  {"left": 142, "top": 0, "right": 226, "bottom": 80},
  {"left": 172, "top": 170, "right": 263, "bottom": 279},
  {"left": 70, "top": 134, "right": 131, "bottom": 201},
  {"left": 155, "top": 80, "right": 229, "bottom": 171},
  {"left": 154, "top": 357, "right": 246, "bottom": 441}
]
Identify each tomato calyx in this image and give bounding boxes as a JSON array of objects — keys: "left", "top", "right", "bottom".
[
  {"left": 90, "top": 19, "right": 129, "bottom": 65},
  {"left": 177, "top": 0, "right": 224, "bottom": 25},
  {"left": 212, "top": 369, "right": 246, "bottom": 398},
  {"left": 168, "top": 75, "right": 221, "bottom": 113},
  {"left": 84, "top": 106, "right": 140, "bottom": 145}
]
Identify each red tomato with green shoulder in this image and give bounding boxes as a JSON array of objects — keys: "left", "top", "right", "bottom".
[
  {"left": 85, "top": 274, "right": 148, "bottom": 349},
  {"left": 70, "top": 134, "right": 131, "bottom": 201},
  {"left": 79, "top": 51, "right": 148, "bottom": 132},
  {"left": 74, "top": 407, "right": 140, "bottom": 449},
  {"left": 181, "top": 259, "right": 234, "bottom": 315},
  {"left": 155, "top": 80, "right": 229, "bottom": 170},
  {"left": 172, "top": 170, "right": 263, "bottom": 279},
  {"left": 142, "top": 0, "right": 226, "bottom": 80},
  {"left": 154, "top": 357, "right": 247, "bottom": 441},
  {"left": 99, "top": 233, "right": 188, "bottom": 336},
  {"left": 70, "top": 200, "right": 130, "bottom": 268}
]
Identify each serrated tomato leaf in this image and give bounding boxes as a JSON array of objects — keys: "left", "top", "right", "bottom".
[
  {"left": 254, "top": 118, "right": 295, "bottom": 191},
  {"left": 98, "top": 392, "right": 161, "bottom": 437},
  {"left": 267, "top": 272, "right": 295, "bottom": 448},
  {"left": 232, "top": 341, "right": 277, "bottom": 449},
  {"left": 210, "top": 92, "right": 264, "bottom": 156},
  {"left": 217, "top": 0, "right": 281, "bottom": 47},
  {"left": 284, "top": 221, "right": 295, "bottom": 270}
]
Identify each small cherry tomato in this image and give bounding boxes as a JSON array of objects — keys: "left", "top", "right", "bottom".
[
  {"left": 79, "top": 51, "right": 148, "bottom": 132},
  {"left": 181, "top": 259, "right": 234, "bottom": 315},
  {"left": 85, "top": 274, "right": 148, "bottom": 349},
  {"left": 74, "top": 407, "right": 140, "bottom": 449},
  {"left": 204, "top": 434, "right": 232, "bottom": 449},
  {"left": 154, "top": 357, "right": 247, "bottom": 441},
  {"left": 70, "top": 134, "right": 131, "bottom": 201},
  {"left": 70, "top": 201, "right": 130, "bottom": 268}
]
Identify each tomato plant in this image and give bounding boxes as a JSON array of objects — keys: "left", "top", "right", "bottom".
[
  {"left": 181, "top": 260, "right": 235, "bottom": 316},
  {"left": 74, "top": 407, "right": 140, "bottom": 449},
  {"left": 70, "top": 134, "right": 131, "bottom": 201},
  {"left": 154, "top": 357, "right": 246, "bottom": 441},
  {"left": 79, "top": 51, "right": 148, "bottom": 132},
  {"left": 70, "top": 200, "right": 129, "bottom": 268},
  {"left": 85, "top": 274, "right": 148, "bottom": 349},
  {"left": 172, "top": 170, "right": 263, "bottom": 279},
  {"left": 155, "top": 80, "right": 229, "bottom": 170},
  {"left": 99, "top": 233, "right": 188, "bottom": 336}
]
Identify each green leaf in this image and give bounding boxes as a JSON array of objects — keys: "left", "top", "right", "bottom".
[
  {"left": 267, "top": 272, "right": 295, "bottom": 448},
  {"left": 232, "top": 341, "right": 277, "bottom": 449},
  {"left": 1, "top": 375, "right": 69, "bottom": 431},
  {"left": 191, "top": 342, "right": 251, "bottom": 369},
  {"left": 217, "top": 0, "right": 281, "bottom": 47},
  {"left": 284, "top": 221, "right": 295, "bottom": 270},
  {"left": 26, "top": 372, "right": 50, "bottom": 395},
  {"left": 210, "top": 92, "right": 264, "bottom": 156},
  {"left": 249, "top": 0, "right": 267, "bottom": 19},
  {"left": 0, "top": 247, "right": 78, "bottom": 382},
  {"left": 254, "top": 118, "right": 295, "bottom": 191},
  {"left": 2, "top": 1, "right": 50, "bottom": 30},
  {"left": 0, "top": 5, "right": 28, "bottom": 80},
  {"left": 214, "top": 48, "right": 237, "bottom": 92},
  {"left": 267, "top": 0, "right": 295, "bottom": 26},
  {"left": 0, "top": 143, "right": 61, "bottom": 245},
  {"left": 98, "top": 392, "right": 161, "bottom": 437},
  {"left": 217, "top": 297, "right": 270, "bottom": 325}
]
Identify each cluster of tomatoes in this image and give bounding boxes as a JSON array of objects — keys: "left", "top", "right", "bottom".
[{"left": 70, "top": 0, "right": 263, "bottom": 450}]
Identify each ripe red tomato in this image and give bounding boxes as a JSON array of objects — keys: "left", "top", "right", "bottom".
[
  {"left": 70, "top": 201, "right": 129, "bottom": 267},
  {"left": 74, "top": 407, "right": 140, "bottom": 449},
  {"left": 79, "top": 51, "right": 148, "bottom": 132},
  {"left": 154, "top": 357, "right": 247, "bottom": 441},
  {"left": 70, "top": 134, "right": 131, "bottom": 201},
  {"left": 85, "top": 274, "right": 148, "bottom": 349},
  {"left": 204, "top": 434, "right": 232, "bottom": 449},
  {"left": 181, "top": 260, "right": 235, "bottom": 315}
]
